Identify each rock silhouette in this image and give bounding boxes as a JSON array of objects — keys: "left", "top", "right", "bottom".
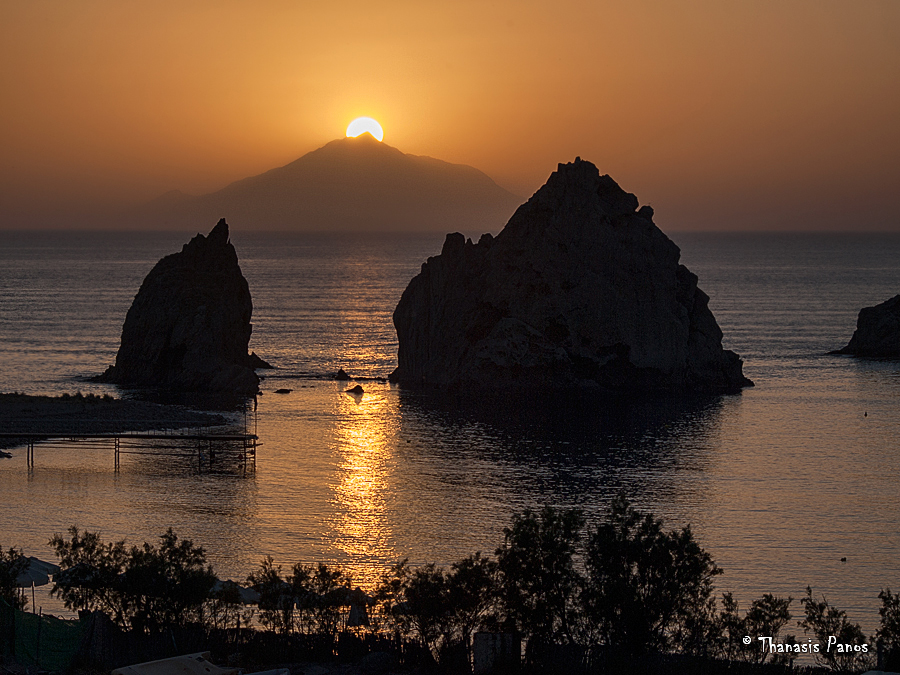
[
  {"left": 99, "top": 219, "right": 268, "bottom": 395},
  {"left": 832, "top": 294, "right": 900, "bottom": 357},
  {"left": 391, "top": 159, "right": 752, "bottom": 395}
]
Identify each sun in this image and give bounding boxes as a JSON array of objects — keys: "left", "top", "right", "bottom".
[{"left": 346, "top": 117, "right": 384, "bottom": 142}]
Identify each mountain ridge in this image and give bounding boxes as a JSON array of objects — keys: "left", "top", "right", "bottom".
[{"left": 130, "top": 134, "right": 522, "bottom": 232}]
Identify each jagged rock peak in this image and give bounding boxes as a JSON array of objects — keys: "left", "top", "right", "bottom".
[
  {"left": 391, "top": 158, "right": 751, "bottom": 395},
  {"left": 97, "top": 219, "right": 270, "bottom": 397},
  {"left": 206, "top": 217, "right": 230, "bottom": 245},
  {"left": 178, "top": 217, "right": 236, "bottom": 261},
  {"left": 530, "top": 158, "right": 639, "bottom": 216}
]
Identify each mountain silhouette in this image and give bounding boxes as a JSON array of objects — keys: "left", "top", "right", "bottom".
[{"left": 133, "top": 133, "right": 522, "bottom": 232}]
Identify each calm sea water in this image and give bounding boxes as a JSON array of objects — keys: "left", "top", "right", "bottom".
[{"left": 1, "top": 229, "right": 899, "bottom": 638}]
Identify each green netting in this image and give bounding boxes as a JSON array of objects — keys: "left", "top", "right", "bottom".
[{"left": 5, "top": 603, "right": 85, "bottom": 672}]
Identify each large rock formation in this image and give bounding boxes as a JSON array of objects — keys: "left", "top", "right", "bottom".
[
  {"left": 391, "top": 159, "right": 752, "bottom": 394},
  {"left": 99, "top": 219, "right": 268, "bottom": 395},
  {"left": 832, "top": 295, "right": 900, "bottom": 357}
]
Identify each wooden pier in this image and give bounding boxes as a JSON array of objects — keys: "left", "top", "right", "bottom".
[{"left": 0, "top": 430, "right": 259, "bottom": 473}]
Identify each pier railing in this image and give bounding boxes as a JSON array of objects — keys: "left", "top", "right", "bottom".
[{"left": 0, "top": 425, "right": 259, "bottom": 473}]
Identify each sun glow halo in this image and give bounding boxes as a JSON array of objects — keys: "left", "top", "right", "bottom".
[{"left": 346, "top": 117, "right": 384, "bottom": 142}]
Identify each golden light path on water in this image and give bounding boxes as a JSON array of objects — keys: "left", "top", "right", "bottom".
[{"left": 328, "top": 387, "right": 399, "bottom": 588}]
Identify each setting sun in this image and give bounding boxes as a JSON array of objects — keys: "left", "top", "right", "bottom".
[{"left": 346, "top": 117, "right": 384, "bottom": 142}]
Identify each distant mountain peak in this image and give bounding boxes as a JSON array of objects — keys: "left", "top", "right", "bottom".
[
  {"left": 131, "top": 138, "right": 521, "bottom": 233},
  {"left": 302, "top": 134, "right": 406, "bottom": 163},
  {"left": 344, "top": 131, "right": 381, "bottom": 143}
]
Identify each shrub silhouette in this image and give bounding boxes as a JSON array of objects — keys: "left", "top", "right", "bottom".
[
  {"left": 37, "top": 511, "right": 900, "bottom": 673},
  {"left": 582, "top": 496, "right": 720, "bottom": 655},
  {"left": 799, "top": 586, "right": 873, "bottom": 672},
  {"left": 374, "top": 559, "right": 412, "bottom": 639},
  {"left": 296, "top": 562, "right": 351, "bottom": 639},
  {"left": 123, "top": 528, "right": 217, "bottom": 633},
  {"left": 247, "top": 556, "right": 293, "bottom": 634},
  {"left": 207, "top": 579, "right": 254, "bottom": 632},
  {"left": 0, "top": 545, "right": 28, "bottom": 610},
  {"left": 50, "top": 526, "right": 130, "bottom": 625},
  {"left": 496, "top": 506, "right": 585, "bottom": 660},
  {"left": 247, "top": 558, "right": 353, "bottom": 642},
  {"left": 878, "top": 588, "right": 900, "bottom": 670},
  {"left": 372, "top": 552, "right": 498, "bottom": 666},
  {"left": 50, "top": 527, "right": 214, "bottom": 633},
  {"left": 446, "top": 552, "right": 499, "bottom": 664},
  {"left": 715, "top": 592, "right": 793, "bottom": 664},
  {"left": 404, "top": 562, "right": 452, "bottom": 660}
]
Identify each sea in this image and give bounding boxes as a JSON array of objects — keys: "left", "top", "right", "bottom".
[{"left": 1, "top": 228, "right": 899, "bottom": 640}]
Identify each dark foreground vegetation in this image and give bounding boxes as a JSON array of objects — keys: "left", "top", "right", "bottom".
[{"left": 3, "top": 498, "right": 899, "bottom": 674}]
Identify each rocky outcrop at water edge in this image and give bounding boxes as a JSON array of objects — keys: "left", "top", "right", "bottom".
[
  {"left": 832, "top": 295, "right": 900, "bottom": 357},
  {"left": 390, "top": 158, "right": 752, "bottom": 395},
  {"left": 98, "top": 219, "right": 269, "bottom": 396}
]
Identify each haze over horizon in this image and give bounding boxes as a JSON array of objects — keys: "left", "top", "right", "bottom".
[{"left": 2, "top": 1, "right": 899, "bottom": 232}]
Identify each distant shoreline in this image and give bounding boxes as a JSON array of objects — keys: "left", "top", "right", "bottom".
[{"left": 0, "top": 392, "right": 229, "bottom": 449}]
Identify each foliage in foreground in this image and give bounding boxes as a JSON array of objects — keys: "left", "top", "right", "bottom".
[
  {"left": 582, "top": 496, "right": 721, "bottom": 655},
  {"left": 49, "top": 526, "right": 216, "bottom": 633},
  {"left": 31, "top": 498, "right": 899, "bottom": 672},
  {"left": 0, "top": 545, "right": 29, "bottom": 610},
  {"left": 800, "top": 586, "right": 872, "bottom": 672}
]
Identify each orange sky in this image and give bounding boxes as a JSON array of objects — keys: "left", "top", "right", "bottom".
[{"left": 2, "top": 0, "right": 899, "bottom": 230}]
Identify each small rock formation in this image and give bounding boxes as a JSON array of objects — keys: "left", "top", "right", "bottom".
[
  {"left": 391, "top": 159, "right": 752, "bottom": 394},
  {"left": 832, "top": 295, "right": 900, "bottom": 357},
  {"left": 98, "top": 219, "right": 268, "bottom": 395},
  {"left": 346, "top": 385, "right": 365, "bottom": 395}
]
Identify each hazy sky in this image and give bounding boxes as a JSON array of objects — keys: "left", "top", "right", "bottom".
[{"left": 2, "top": 0, "right": 899, "bottom": 230}]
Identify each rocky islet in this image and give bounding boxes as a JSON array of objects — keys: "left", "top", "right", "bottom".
[
  {"left": 832, "top": 294, "right": 900, "bottom": 357},
  {"left": 391, "top": 158, "right": 752, "bottom": 395},
  {"left": 98, "top": 219, "right": 269, "bottom": 396}
]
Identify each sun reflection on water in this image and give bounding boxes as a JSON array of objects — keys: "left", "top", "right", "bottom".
[{"left": 327, "top": 384, "right": 400, "bottom": 588}]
